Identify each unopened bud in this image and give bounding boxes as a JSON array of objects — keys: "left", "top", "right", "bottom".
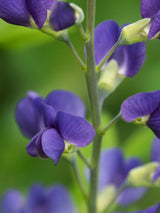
[{"left": 120, "top": 18, "right": 151, "bottom": 45}]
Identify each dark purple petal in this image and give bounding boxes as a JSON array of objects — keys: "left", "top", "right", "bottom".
[
  {"left": 26, "top": 132, "right": 40, "bottom": 157},
  {"left": 141, "top": 0, "right": 160, "bottom": 18},
  {"left": 121, "top": 90, "right": 160, "bottom": 122},
  {"left": 152, "top": 165, "right": 160, "bottom": 182},
  {"left": 26, "top": 0, "right": 56, "bottom": 28},
  {"left": 48, "top": 185, "right": 76, "bottom": 213},
  {"left": 98, "top": 148, "right": 126, "bottom": 190},
  {"left": 42, "top": 104, "right": 57, "bottom": 128},
  {"left": 1, "top": 190, "right": 24, "bottom": 213},
  {"left": 45, "top": 90, "right": 85, "bottom": 117},
  {"left": 57, "top": 111, "right": 95, "bottom": 148},
  {"left": 50, "top": 1, "right": 76, "bottom": 31},
  {"left": 26, "top": 184, "right": 49, "bottom": 213},
  {"left": 125, "top": 157, "right": 142, "bottom": 173},
  {"left": 94, "top": 20, "right": 120, "bottom": 65},
  {"left": 0, "top": 0, "right": 30, "bottom": 26},
  {"left": 147, "top": 107, "right": 160, "bottom": 138},
  {"left": 41, "top": 128, "right": 65, "bottom": 165},
  {"left": 117, "top": 187, "right": 147, "bottom": 206},
  {"left": 151, "top": 137, "right": 160, "bottom": 162},
  {"left": 148, "top": 10, "right": 160, "bottom": 40},
  {"left": 111, "top": 42, "right": 146, "bottom": 77},
  {"left": 15, "top": 92, "right": 43, "bottom": 138}
]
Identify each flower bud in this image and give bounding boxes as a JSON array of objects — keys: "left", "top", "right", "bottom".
[
  {"left": 120, "top": 18, "right": 151, "bottom": 45},
  {"left": 49, "top": 2, "right": 84, "bottom": 32},
  {"left": 127, "top": 162, "right": 159, "bottom": 187}
]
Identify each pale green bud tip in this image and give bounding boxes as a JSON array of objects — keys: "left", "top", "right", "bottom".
[
  {"left": 70, "top": 3, "right": 84, "bottom": 26},
  {"left": 98, "top": 60, "right": 119, "bottom": 92},
  {"left": 127, "top": 162, "right": 159, "bottom": 187},
  {"left": 97, "top": 185, "right": 117, "bottom": 213},
  {"left": 120, "top": 18, "right": 151, "bottom": 45}
]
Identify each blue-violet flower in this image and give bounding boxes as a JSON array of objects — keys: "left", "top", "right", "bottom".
[{"left": 15, "top": 90, "right": 95, "bottom": 165}]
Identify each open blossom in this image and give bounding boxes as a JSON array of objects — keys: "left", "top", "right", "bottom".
[
  {"left": 15, "top": 90, "right": 95, "bottom": 165},
  {"left": 1, "top": 184, "right": 76, "bottom": 213},
  {"left": 96, "top": 148, "right": 146, "bottom": 206},
  {"left": 121, "top": 90, "right": 160, "bottom": 138},
  {"left": 94, "top": 20, "right": 146, "bottom": 77},
  {"left": 141, "top": 0, "right": 160, "bottom": 40},
  {"left": 0, "top": 0, "right": 80, "bottom": 30}
]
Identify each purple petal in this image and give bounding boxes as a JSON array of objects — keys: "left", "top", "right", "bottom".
[
  {"left": 117, "top": 187, "right": 147, "bottom": 206},
  {"left": 48, "top": 185, "right": 76, "bottom": 213},
  {"left": 151, "top": 137, "right": 160, "bottom": 162},
  {"left": 26, "top": 0, "right": 56, "bottom": 28},
  {"left": 148, "top": 10, "right": 160, "bottom": 40},
  {"left": 15, "top": 92, "right": 44, "bottom": 138},
  {"left": 152, "top": 165, "right": 160, "bottom": 182},
  {"left": 45, "top": 90, "right": 85, "bottom": 117},
  {"left": 57, "top": 112, "right": 95, "bottom": 148},
  {"left": 42, "top": 104, "right": 57, "bottom": 128},
  {"left": 111, "top": 42, "right": 146, "bottom": 77},
  {"left": 50, "top": 1, "right": 76, "bottom": 31},
  {"left": 26, "top": 132, "right": 40, "bottom": 157},
  {"left": 1, "top": 190, "right": 24, "bottom": 213},
  {"left": 41, "top": 128, "right": 65, "bottom": 165},
  {"left": 98, "top": 148, "right": 126, "bottom": 190},
  {"left": 94, "top": 20, "right": 120, "bottom": 65},
  {"left": 147, "top": 107, "right": 160, "bottom": 138},
  {"left": 121, "top": 90, "right": 160, "bottom": 122},
  {"left": 125, "top": 157, "right": 142, "bottom": 173},
  {"left": 26, "top": 184, "right": 48, "bottom": 213},
  {"left": 141, "top": 0, "right": 160, "bottom": 18},
  {"left": 145, "top": 204, "right": 160, "bottom": 213},
  {"left": 0, "top": 0, "right": 30, "bottom": 26}
]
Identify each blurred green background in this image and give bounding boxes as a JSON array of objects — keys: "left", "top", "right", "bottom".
[{"left": 0, "top": 0, "right": 160, "bottom": 212}]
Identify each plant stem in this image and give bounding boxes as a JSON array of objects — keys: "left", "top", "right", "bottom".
[
  {"left": 69, "top": 156, "right": 88, "bottom": 201},
  {"left": 100, "top": 112, "right": 121, "bottom": 134},
  {"left": 77, "top": 150, "right": 92, "bottom": 169},
  {"left": 66, "top": 39, "right": 87, "bottom": 71},
  {"left": 85, "top": 0, "right": 103, "bottom": 212},
  {"left": 96, "top": 40, "right": 120, "bottom": 71},
  {"left": 78, "top": 24, "right": 89, "bottom": 41}
]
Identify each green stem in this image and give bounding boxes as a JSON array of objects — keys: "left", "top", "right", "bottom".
[
  {"left": 85, "top": 0, "right": 103, "bottom": 212},
  {"left": 96, "top": 40, "right": 120, "bottom": 72},
  {"left": 77, "top": 150, "right": 93, "bottom": 169},
  {"left": 78, "top": 24, "right": 89, "bottom": 41},
  {"left": 69, "top": 156, "right": 88, "bottom": 201},
  {"left": 66, "top": 39, "right": 87, "bottom": 71},
  {"left": 100, "top": 112, "right": 121, "bottom": 134}
]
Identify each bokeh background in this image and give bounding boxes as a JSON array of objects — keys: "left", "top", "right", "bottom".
[{"left": 0, "top": 0, "right": 160, "bottom": 212}]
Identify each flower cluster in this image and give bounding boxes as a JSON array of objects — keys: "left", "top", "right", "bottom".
[
  {"left": 16, "top": 90, "right": 95, "bottom": 165},
  {"left": 1, "top": 184, "right": 76, "bottom": 213},
  {"left": 0, "top": 0, "right": 82, "bottom": 31}
]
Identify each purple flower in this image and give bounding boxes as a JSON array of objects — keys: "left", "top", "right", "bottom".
[
  {"left": 49, "top": 2, "right": 76, "bottom": 31},
  {"left": 15, "top": 90, "right": 95, "bottom": 165},
  {"left": 94, "top": 20, "right": 146, "bottom": 77},
  {"left": 1, "top": 190, "right": 25, "bottom": 213},
  {"left": 1, "top": 184, "right": 76, "bottom": 213},
  {"left": 87, "top": 148, "right": 146, "bottom": 206},
  {"left": 121, "top": 90, "right": 160, "bottom": 138},
  {"left": 0, "top": 0, "right": 78, "bottom": 30},
  {"left": 141, "top": 0, "right": 160, "bottom": 40}
]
